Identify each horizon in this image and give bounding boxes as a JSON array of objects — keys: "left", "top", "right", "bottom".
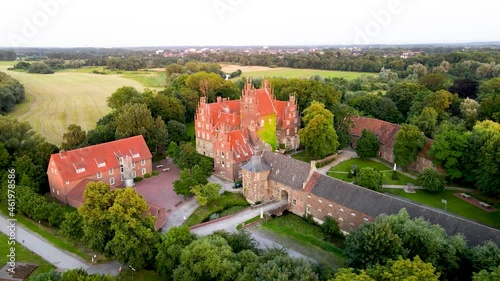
[{"left": 1, "top": 0, "right": 500, "bottom": 48}]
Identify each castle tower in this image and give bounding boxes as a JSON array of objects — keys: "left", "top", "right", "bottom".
[
  {"left": 241, "top": 152, "right": 271, "bottom": 204},
  {"left": 240, "top": 79, "right": 259, "bottom": 131}
]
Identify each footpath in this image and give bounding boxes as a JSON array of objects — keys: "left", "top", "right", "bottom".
[{"left": 0, "top": 214, "right": 120, "bottom": 276}]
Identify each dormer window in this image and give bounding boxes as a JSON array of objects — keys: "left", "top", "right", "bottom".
[
  {"left": 76, "top": 168, "right": 85, "bottom": 173},
  {"left": 97, "top": 162, "right": 106, "bottom": 168}
]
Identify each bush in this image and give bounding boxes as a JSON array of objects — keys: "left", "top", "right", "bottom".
[
  {"left": 417, "top": 168, "right": 446, "bottom": 193},
  {"left": 321, "top": 216, "right": 344, "bottom": 239},
  {"left": 152, "top": 170, "right": 159, "bottom": 176},
  {"left": 144, "top": 173, "right": 151, "bottom": 178},
  {"left": 356, "top": 167, "right": 383, "bottom": 191},
  {"left": 27, "top": 62, "right": 54, "bottom": 74},
  {"left": 303, "top": 213, "right": 316, "bottom": 225},
  {"left": 391, "top": 171, "right": 399, "bottom": 180},
  {"left": 134, "top": 177, "right": 143, "bottom": 182}
]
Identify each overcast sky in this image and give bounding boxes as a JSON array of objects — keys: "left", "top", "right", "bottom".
[{"left": 1, "top": 0, "right": 499, "bottom": 47}]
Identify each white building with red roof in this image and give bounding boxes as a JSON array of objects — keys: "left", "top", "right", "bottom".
[
  {"left": 47, "top": 135, "right": 153, "bottom": 207},
  {"left": 195, "top": 80, "right": 300, "bottom": 181}
]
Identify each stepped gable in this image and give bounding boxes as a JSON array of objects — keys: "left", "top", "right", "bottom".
[
  {"left": 350, "top": 116, "right": 400, "bottom": 148},
  {"left": 262, "top": 151, "right": 310, "bottom": 190},
  {"left": 310, "top": 173, "right": 500, "bottom": 245}
]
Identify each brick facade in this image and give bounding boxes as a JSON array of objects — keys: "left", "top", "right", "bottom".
[{"left": 195, "top": 80, "right": 300, "bottom": 181}]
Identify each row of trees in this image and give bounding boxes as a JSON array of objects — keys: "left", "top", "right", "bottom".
[
  {"left": 341, "top": 209, "right": 500, "bottom": 281},
  {"left": 0, "top": 71, "right": 25, "bottom": 114}
]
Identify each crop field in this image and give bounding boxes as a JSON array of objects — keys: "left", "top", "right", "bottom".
[
  {"left": 0, "top": 62, "right": 144, "bottom": 146},
  {"left": 222, "top": 64, "right": 374, "bottom": 80}
]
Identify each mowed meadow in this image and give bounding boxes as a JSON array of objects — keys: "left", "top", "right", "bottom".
[
  {"left": 222, "top": 64, "right": 374, "bottom": 80},
  {"left": 0, "top": 61, "right": 144, "bottom": 146}
]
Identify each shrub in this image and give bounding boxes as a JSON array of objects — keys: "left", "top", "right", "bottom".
[
  {"left": 152, "top": 170, "right": 159, "bottom": 176},
  {"left": 417, "top": 168, "right": 446, "bottom": 193},
  {"left": 322, "top": 216, "right": 343, "bottom": 239},
  {"left": 134, "top": 177, "right": 143, "bottom": 182},
  {"left": 391, "top": 171, "right": 399, "bottom": 180},
  {"left": 144, "top": 173, "right": 151, "bottom": 178}
]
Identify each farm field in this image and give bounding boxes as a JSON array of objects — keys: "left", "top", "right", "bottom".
[
  {"left": 0, "top": 61, "right": 144, "bottom": 146},
  {"left": 222, "top": 64, "right": 374, "bottom": 80}
]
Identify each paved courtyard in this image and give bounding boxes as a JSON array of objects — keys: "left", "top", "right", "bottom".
[{"left": 133, "top": 159, "right": 184, "bottom": 222}]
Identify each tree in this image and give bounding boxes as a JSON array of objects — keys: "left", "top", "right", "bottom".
[
  {"left": 106, "top": 86, "right": 143, "bottom": 109},
  {"left": 448, "top": 79, "right": 479, "bottom": 99},
  {"left": 299, "top": 102, "right": 339, "bottom": 158},
  {"left": 27, "top": 62, "right": 53, "bottom": 74},
  {"left": 419, "top": 73, "right": 449, "bottom": 91},
  {"left": 167, "top": 120, "right": 190, "bottom": 144},
  {"left": 417, "top": 168, "right": 446, "bottom": 192},
  {"left": 78, "top": 182, "right": 116, "bottom": 253},
  {"left": 61, "top": 124, "right": 87, "bottom": 150},
  {"left": 473, "top": 265, "right": 500, "bottom": 281},
  {"left": 470, "top": 241, "right": 500, "bottom": 272},
  {"left": 344, "top": 221, "right": 404, "bottom": 269},
  {"left": 147, "top": 94, "right": 185, "bottom": 123},
  {"left": 393, "top": 124, "right": 427, "bottom": 169},
  {"left": 173, "top": 235, "right": 239, "bottom": 281},
  {"left": 59, "top": 211, "right": 83, "bottom": 240},
  {"left": 355, "top": 129, "right": 379, "bottom": 159},
  {"left": 0, "top": 142, "right": 10, "bottom": 169},
  {"left": 173, "top": 169, "right": 197, "bottom": 197},
  {"left": 105, "top": 187, "right": 159, "bottom": 269},
  {"left": 407, "top": 63, "right": 428, "bottom": 78},
  {"left": 176, "top": 142, "right": 201, "bottom": 169},
  {"left": 423, "top": 90, "right": 453, "bottom": 114},
  {"left": 156, "top": 225, "right": 196, "bottom": 277},
  {"left": 185, "top": 71, "right": 224, "bottom": 102},
  {"left": 386, "top": 82, "right": 431, "bottom": 119},
  {"left": 477, "top": 77, "right": 500, "bottom": 122},
  {"left": 366, "top": 256, "right": 440, "bottom": 281},
  {"left": 461, "top": 98, "right": 480, "bottom": 129},
  {"left": 355, "top": 167, "right": 382, "bottom": 191},
  {"left": 429, "top": 129, "right": 470, "bottom": 180},
  {"left": 333, "top": 268, "right": 374, "bottom": 281},
  {"left": 321, "top": 216, "right": 343, "bottom": 239},
  {"left": 192, "top": 183, "right": 221, "bottom": 206},
  {"left": 410, "top": 107, "right": 438, "bottom": 138},
  {"left": 86, "top": 124, "right": 116, "bottom": 146},
  {"left": 253, "top": 255, "right": 318, "bottom": 281}
]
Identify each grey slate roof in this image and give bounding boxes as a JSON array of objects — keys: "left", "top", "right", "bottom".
[
  {"left": 262, "top": 151, "right": 310, "bottom": 190},
  {"left": 241, "top": 155, "right": 271, "bottom": 173},
  {"left": 310, "top": 174, "right": 500, "bottom": 245}
]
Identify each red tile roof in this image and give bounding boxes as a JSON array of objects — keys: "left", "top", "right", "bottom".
[
  {"left": 48, "top": 135, "right": 152, "bottom": 182},
  {"left": 66, "top": 179, "right": 96, "bottom": 206},
  {"left": 255, "top": 88, "right": 277, "bottom": 116},
  {"left": 350, "top": 117, "right": 401, "bottom": 148},
  {"left": 214, "top": 130, "right": 253, "bottom": 163}
]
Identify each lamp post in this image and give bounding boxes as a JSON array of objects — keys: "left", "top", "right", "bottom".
[
  {"left": 129, "top": 265, "right": 136, "bottom": 278},
  {"left": 441, "top": 199, "right": 447, "bottom": 211}
]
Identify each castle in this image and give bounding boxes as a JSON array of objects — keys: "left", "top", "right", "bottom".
[
  {"left": 242, "top": 151, "right": 500, "bottom": 246},
  {"left": 194, "top": 80, "right": 300, "bottom": 181}
]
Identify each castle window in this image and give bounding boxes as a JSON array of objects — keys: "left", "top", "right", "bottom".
[
  {"left": 132, "top": 171, "right": 136, "bottom": 178},
  {"left": 350, "top": 223, "right": 355, "bottom": 226},
  {"left": 65, "top": 181, "right": 69, "bottom": 184},
  {"left": 286, "top": 129, "right": 289, "bottom": 135},
  {"left": 132, "top": 162, "right": 135, "bottom": 168},
  {"left": 141, "top": 159, "right": 145, "bottom": 165},
  {"left": 109, "top": 169, "right": 114, "bottom": 175},
  {"left": 339, "top": 217, "right": 344, "bottom": 221},
  {"left": 76, "top": 167, "right": 86, "bottom": 173},
  {"left": 142, "top": 168, "right": 146, "bottom": 175},
  {"left": 221, "top": 151, "right": 225, "bottom": 158},
  {"left": 227, "top": 162, "right": 230, "bottom": 168},
  {"left": 306, "top": 205, "right": 311, "bottom": 214},
  {"left": 244, "top": 105, "right": 248, "bottom": 110},
  {"left": 110, "top": 178, "right": 115, "bottom": 185},
  {"left": 295, "top": 128, "right": 297, "bottom": 133},
  {"left": 56, "top": 190, "right": 59, "bottom": 195},
  {"left": 351, "top": 212, "right": 356, "bottom": 216},
  {"left": 222, "top": 161, "right": 225, "bottom": 167},
  {"left": 328, "top": 203, "right": 333, "bottom": 207},
  {"left": 317, "top": 208, "right": 322, "bottom": 212},
  {"left": 318, "top": 199, "right": 322, "bottom": 203},
  {"left": 97, "top": 172, "right": 102, "bottom": 178},
  {"left": 286, "top": 120, "right": 290, "bottom": 125},
  {"left": 121, "top": 175, "right": 124, "bottom": 181},
  {"left": 307, "top": 194, "right": 311, "bottom": 199},
  {"left": 363, "top": 217, "right": 369, "bottom": 222},
  {"left": 292, "top": 199, "right": 296, "bottom": 205},
  {"left": 328, "top": 212, "right": 332, "bottom": 216},
  {"left": 275, "top": 169, "right": 280, "bottom": 175},
  {"left": 339, "top": 208, "right": 344, "bottom": 212}
]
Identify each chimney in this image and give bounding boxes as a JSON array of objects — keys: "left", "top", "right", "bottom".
[{"left": 59, "top": 150, "right": 66, "bottom": 158}]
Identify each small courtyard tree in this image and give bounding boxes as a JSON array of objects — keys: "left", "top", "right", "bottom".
[{"left": 355, "top": 129, "right": 379, "bottom": 159}]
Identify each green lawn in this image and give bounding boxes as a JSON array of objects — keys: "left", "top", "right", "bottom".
[
  {"left": 291, "top": 150, "right": 321, "bottom": 162},
  {"left": 0, "top": 62, "right": 144, "bottom": 146},
  {"left": 383, "top": 189, "right": 500, "bottom": 229},
  {"left": 185, "top": 191, "right": 249, "bottom": 227},
  {"left": 186, "top": 121, "right": 195, "bottom": 145},
  {"left": 62, "top": 67, "right": 166, "bottom": 88},
  {"left": 238, "top": 68, "right": 374, "bottom": 80},
  {"left": 0, "top": 232, "right": 54, "bottom": 277},
  {"left": 327, "top": 158, "right": 417, "bottom": 185},
  {"left": 261, "top": 212, "right": 345, "bottom": 268},
  {"left": 0, "top": 204, "right": 100, "bottom": 262}
]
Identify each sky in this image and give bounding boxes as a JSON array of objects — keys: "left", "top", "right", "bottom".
[{"left": 1, "top": 0, "right": 499, "bottom": 48}]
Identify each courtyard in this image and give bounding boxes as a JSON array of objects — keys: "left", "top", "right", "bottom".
[{"left": 133, "top": 158, "right": 184, "bottom": 227}]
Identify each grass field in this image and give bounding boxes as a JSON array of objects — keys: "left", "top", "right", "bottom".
[
  {"left": 222, "top": 64, "right": 374, "bottom": 80},
  {"left": 0, "top": 233, "right": 54, "bottom": 277},
  {"left": 0, "top": 61, "right": 144, "bottom": 146},
  {"left": 261, "top": 212, "right": 345, "bottom": 268},
  {"left": 327, "top": 158, "right": 417, "bottom": 185},
  {"left": 383, "top": 189, "right": 500, "bottom": 229},
  {"left": 63, "top": 67, "right": 166, "bottom": 88}
]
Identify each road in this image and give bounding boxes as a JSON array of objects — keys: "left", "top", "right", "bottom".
[{"left": 0, "top": 215, "right": 88, "bottom": 271}]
